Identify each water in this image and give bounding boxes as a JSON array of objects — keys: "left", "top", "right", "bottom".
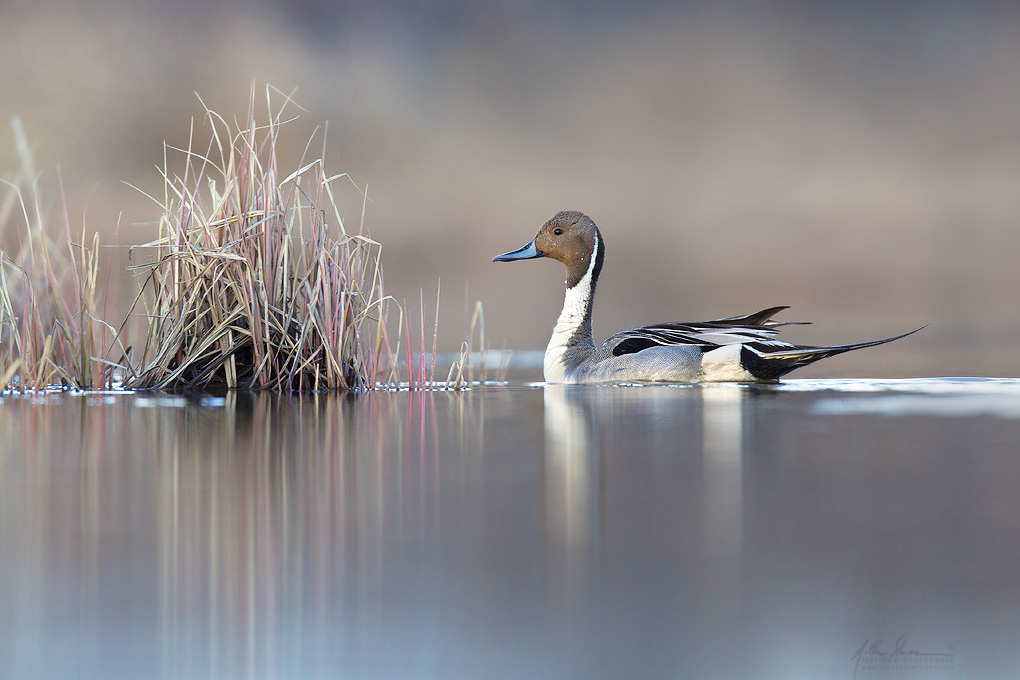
[{"left": 1, "top": 379, "right": 1019, "bottom": 679}]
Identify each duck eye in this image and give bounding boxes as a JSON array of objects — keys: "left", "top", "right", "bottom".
[{"left": 554, "top": 228, "right": 563, "bottom": 235}]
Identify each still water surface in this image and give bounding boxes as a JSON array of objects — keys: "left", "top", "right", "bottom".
[{"left": 2, "top": 379, "right": 1019, "bottom": 679}]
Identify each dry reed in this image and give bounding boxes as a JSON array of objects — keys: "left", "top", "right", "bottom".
[
  {"left": 122, "top": 88, "right": 385, "bottom": 391},
  {"left": 0, "top": 118, "right": 122, "bottom": 390},
  {"left": 1, "top": 87, "right": 499, "bottom": 393}
]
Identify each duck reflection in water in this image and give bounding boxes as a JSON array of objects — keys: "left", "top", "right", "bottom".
[{"left": 541, "top": 384, "right": 747, "bottom": 619}]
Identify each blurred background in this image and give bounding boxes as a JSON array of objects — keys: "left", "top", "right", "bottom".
[{"left": 2, "top": 0, "right": 1019, "bottom": 377}]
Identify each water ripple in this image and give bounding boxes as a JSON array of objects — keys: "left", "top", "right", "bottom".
[{"left": 784, "top": 378, "right": 1020, "bottom": 418}]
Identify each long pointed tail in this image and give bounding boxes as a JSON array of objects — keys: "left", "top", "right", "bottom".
[{"left": 740, "top": 327, "right": 925, "bottom": 380}]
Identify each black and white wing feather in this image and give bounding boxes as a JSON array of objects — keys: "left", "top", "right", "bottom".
[
  {"left": 604, "top": 306, "right": 922, "bottom": 380},
  {"left": 607, "top": 305, "right": 803, "bottom": 357}
]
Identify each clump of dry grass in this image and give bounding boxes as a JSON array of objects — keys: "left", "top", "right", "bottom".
[
  {"left": 1, "top": 87, "right": 502, "bottom": 394},
  {"left": 122, "top": 88, "right": 386, "bottom": 391},
  {"left": 0, "top": 118, "right": 122, "bottom": 391}
]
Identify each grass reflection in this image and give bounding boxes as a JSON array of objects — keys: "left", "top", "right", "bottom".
[{"left": 0, "top": 389, "right": 500, "bottom": 678}]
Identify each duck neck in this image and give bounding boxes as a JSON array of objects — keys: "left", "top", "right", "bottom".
[{"left": 544, "top": 232, "right": 604, "bottom": 382}]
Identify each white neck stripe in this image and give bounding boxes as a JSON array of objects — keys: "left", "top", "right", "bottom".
[
  {"left": 544, "top": 233, "right": 598, "bottom": 382},
  {"left": 567, "top": 232, "right": 599, "bottom": 291}
]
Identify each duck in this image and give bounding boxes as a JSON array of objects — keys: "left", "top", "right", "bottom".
[{"left": 493, "top": 210, "right": 920, "bottom": 383}]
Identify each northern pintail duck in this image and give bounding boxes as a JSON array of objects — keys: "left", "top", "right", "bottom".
[{"left": 494, "top": 211, "right": 919, "bottom": 383}]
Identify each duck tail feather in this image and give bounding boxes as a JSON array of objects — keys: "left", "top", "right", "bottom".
[{"left": 740, "top": 326, "right": 926, "bottom": 380}]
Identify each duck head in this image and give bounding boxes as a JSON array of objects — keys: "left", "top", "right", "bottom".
[{"left": 493, "top": 210, "right": 604, "bottom": 288}]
